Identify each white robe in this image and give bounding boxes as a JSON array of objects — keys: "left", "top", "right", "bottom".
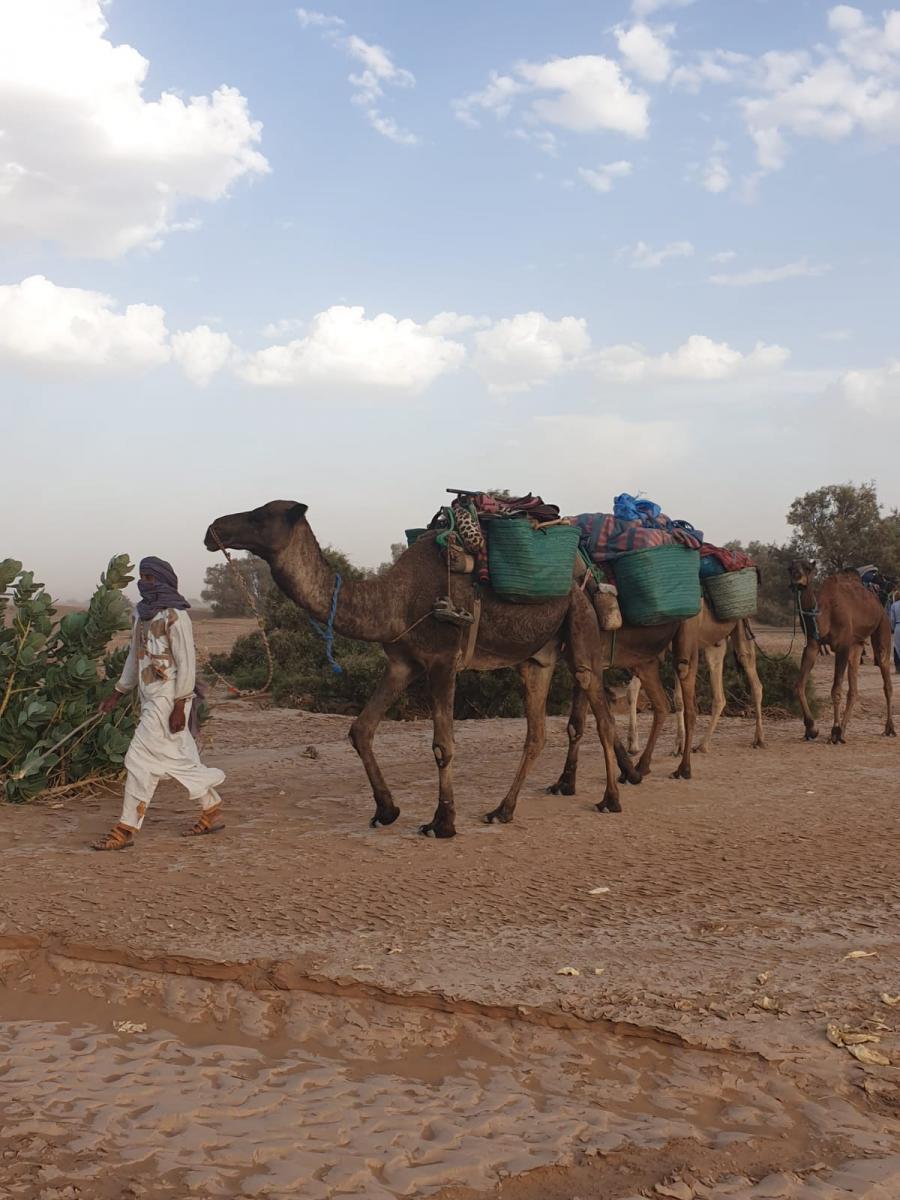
[
  {"left": 116, "top": 608, "right": 224, "bottom": 829},
  {"left": 890, "top": 600, "right": 900, "bottom": 663}
]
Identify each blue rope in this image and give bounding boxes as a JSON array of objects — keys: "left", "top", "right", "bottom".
[{"left": 308, "top": 574, "right": 343, "bottom": 674}]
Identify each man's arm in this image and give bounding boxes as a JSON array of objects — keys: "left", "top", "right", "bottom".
[
  {"left": 99, "top": 622, "right": 138, "bottom": 713},
  {"left": 168, "top": 612, "right": 196, "bottom": 733}
]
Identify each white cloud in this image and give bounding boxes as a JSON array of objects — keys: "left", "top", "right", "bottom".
[
  {"left": 532, "top": 413, "right": 690, "bottom": 472},
  {"left": 0, "top": 0, "right": 268, "bottom": 258},
  {"left": 577, "top": 161, "right": 634, "bottom": 192},
  {"left": 821, "top": 327, "right": 852, "bottom": 342},
  {"left": 615, "top": 23, "right": 673, "bottom": 84},
  {"left": 295, "top": 8, "right": 345, "bottom": 30},
  {"left": 671, "top": 50, "right": 749, "bottom": 93},
  {"left": 423, "top": 312, "right": 489, "bottom": 335},
  {"left": 474, "top": 312, "right": 591, "bottom": 393},
  {"left": 261, "top": 317, "right": 305, "bottom": 339},
  {"left": 632, "top": 0, "right": 695, "bottom": 15},
  {"left": 297, "top": 17, "right": 418, "bottom": 144},
  {"left": 239, "top": 306, "right": 465, "bottom": 391},
  {"left": 593, "top": 334, "right": 788, "bottom": 383},
  {"left": 839, "top": 361, "right": 900, "bottom": 413},
  {"left": 702, "top": 150, "right": 731, "bottom": 193},
  {"left": 171, "top": 326, "right": 236, "bottom": 387},
  {"left": 709, "top": 250, "right": 737, "bottom": 263},
  {"left": 624, "top": 239, "right": 694, "bottom": 269},
  {"left": 457, "top": 56, "right": 649, "bottom": 138},
  {"left": 709, "top": 259, "right": 831, "bottom": 286},
  {"left": 0, "top": 275, "right": 170, "bottom": 372}
]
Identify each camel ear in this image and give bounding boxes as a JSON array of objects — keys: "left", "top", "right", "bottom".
[{"left": 287, "top": 503, "right": 308, "bottom": 524}]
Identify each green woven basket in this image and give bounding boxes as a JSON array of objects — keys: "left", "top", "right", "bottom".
[
  {"left": 703, "top": 567, "right": 758, "bottom": 621},
  {"left": 613, "top": 544, "right": 701, "bottom": 626},
  {"left": 486, "top": 519, "right": 581, "bottom": 601},
  {"left": 405, "top": 527, "right": 426, "bottom": 547}
]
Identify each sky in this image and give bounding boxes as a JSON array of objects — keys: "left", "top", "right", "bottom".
[{"left": 3, "top": 0, "right": 900, "bottom": 602}]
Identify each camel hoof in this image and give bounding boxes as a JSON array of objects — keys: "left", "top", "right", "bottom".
[
  {"left": 546, "top": 780, "right": 575, "bottom": 796},
  {"left": 829, "top": 726, "right": 845, "bottom": 745},
  {"left": 370, "top": 808, "right": 400, "bottom": 828},
  {"left": 885, "top": 726, "right": 897, "bottom": 738},
  {"left": 670, "top": 767, "right": 692, "bottom": 781},
  {"left": 692, "top": 744, "right": 709, "bottom": 755},
  {"left": 752, "top": 740, "right": 766, "bottom": 750},
  {"left": 804, "top": 728, "right": 819, "bottom": 741},
  {"left": 419, "top": 822, "right": 456, "bottom": 839},
  {"left": 483, "top": 808, "right": 512, "bottom": 825},
  {"left": 595, "top": 797, "right": 622, "bottom": 814}
]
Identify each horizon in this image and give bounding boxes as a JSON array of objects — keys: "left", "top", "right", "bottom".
[{"left": 4, "top": 0, "right": 900, "bottom": 602}]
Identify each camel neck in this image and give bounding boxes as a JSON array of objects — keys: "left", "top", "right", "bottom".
[{"left": 269, "top": 523, "right": 391, "bottom": 644}]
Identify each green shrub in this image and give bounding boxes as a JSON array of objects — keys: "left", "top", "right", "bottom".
[{"left": 0, "top": 556, "right": 138, "bottom": 802}]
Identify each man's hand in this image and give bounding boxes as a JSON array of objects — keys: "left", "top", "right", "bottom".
[
  {"left": 98, "top": 692, "right": 122, "bottom": 715},
  {"left": 169, "top": 699, "right": 187, "bottom": 734}
]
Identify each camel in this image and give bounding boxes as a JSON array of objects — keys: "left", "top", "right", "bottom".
[
  {"left": 623, "top": 601, "right": 764, "bottom": 756},
  {"left": 788, "top": 561, "right": 895, "bottom": 744},
  {"left": 547, "top": 615, "right": 701, "bottom": 802},
  {"left": 205, "top": 500, "right": 637, "bottom": 837}
]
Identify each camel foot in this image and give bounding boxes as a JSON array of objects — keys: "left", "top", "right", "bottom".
[
  {"left": 670, "top": 766, "right": 692, "bottom": 780},
  {"left": 692, "top": 744, "right": 709, "bottom": 755},
  {"left": 419, "top": 821, "right": 456, "bottom": 839},
  {"left": 595, "top": 794, "right": 622, "bottom": 814},
  {"left": 546, "top": 779, "right": 576, "bottom": 796},
  {"left": 884, "top": 724, "right": 897, "bottom": 738},
  {"left": 803, "top": 727, "right": 819, "bottom": 741},
  {"left": 752, "top": 739, "right": 766, "bottom": 750},
  {"left": 829, "top": 726, "right": 846, "bottom": 745},
  {"left": 483, "top": 807, "right": 512, "bottom": 825},
  {"left": 370, "top": 806, "right": 400, "bottom": 828}
]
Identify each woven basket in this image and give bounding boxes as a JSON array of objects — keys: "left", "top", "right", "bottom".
[
  {"left": 405, "top": 527, "right": 426, "bottom": 547},
  {"left": 486, "top": 519, "right": 581, "bottom": 601},
  {"left": 613, "top": 544, "right": 701, "bottom": 626},
  {"left": 703, "top": 567, "right": 758, "bottom": 621}
]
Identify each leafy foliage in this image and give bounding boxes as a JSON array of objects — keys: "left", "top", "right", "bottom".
[
  {"left": 0, "top": 556, "right": 138, "bottom": 802},
  {"left": 201, "top": 554, "right": 273, "bottom": 616},
  {"left": 787, "top": 481, "right": 900, "bottom": 578}
]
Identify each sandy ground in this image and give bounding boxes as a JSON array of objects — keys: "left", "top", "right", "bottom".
[{"left": 1, "top": 624, "right": 898, "bottom": 1198}]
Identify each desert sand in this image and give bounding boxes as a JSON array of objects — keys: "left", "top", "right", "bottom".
[{"left": 0, "top": 620, "right": 898, "bottom": 1199}]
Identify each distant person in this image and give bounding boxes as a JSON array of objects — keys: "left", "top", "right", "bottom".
[
  {"left": 891, "top": 593, "right": 900, "bottom": 674},
  {"left": 91, "top": 557, "right": 225, "bottom": 851}
]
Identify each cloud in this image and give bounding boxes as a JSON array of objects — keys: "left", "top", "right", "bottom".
[
  {"left": 577, "top": 161, "right": 634, "bottom": 192},
  {"left": 624, "top": 240, "right": 694, "bottom": 269},
  {"left": 615, "top": 23, "right": 673, "bottom": 84},
  {"left": 474, "top": 312, "right": 591, "bottom": 393},
  {"left": 839, "top": 361, "right": 900, "bottom": 413},
  {"left": 238, "top": 305, "right": 465, "bottom": 391},
  {"left": 702, "top": 149, "right": 731, "bottom": 193},
  {"left": 261, "top": 317, "right": 305, "bottom": 339},
  {"left": 531, "top": 413, "right": 690, "bottom": 475},
  {"left": 0, "top": 275, "right": 170, "bottom": 372},
  {"left": 297, "top": 14, "right": 418, "bottom": 144},
  {"left": 456, "top": 56, "right": 649, "bottom": 138},
  {"left": 0, "top": 0, "right": 268, "bottom": 258},
  {"left": 631, "top": 0, "right": 695, "bottom": 16},
  {"left": 171, "top": 326, "right": 236, "bottom": 387},
  {"left": 670, "top": 50, "right": 750, "bottom": 93},
  {"left": 424, "top": 312, "right": 489, "bottom": 335},
  {"left": 708, "top": 259, "right": 831, "bottom": 286},
  {"left": 821, "top": 328, "right": 852, "bottom": 342},
  {"left": 593, "top": 334, "right": 788, "bottom": 382},
  {"left": 709, "top": 250, "right": 737, "bottom": 263}
]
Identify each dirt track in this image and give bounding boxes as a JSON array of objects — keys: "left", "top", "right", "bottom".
[{"left": 1, "top": 627, "right": 899, "bottom": 1198}]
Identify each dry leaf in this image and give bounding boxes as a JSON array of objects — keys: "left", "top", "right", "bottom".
[
  {"left": 557, "top": 967, "right": 580, "bottom": 977},
  {"left": 757, "top": 971, "right": 772, "bottom": 985},
  {"left": 654, "top": 1180, "right": 693, "bottom": 1200},
  {"left": 113, "top": 1020, "right": 147, "bottom": 1034},
  {"left": 387, "top": 947, "right": 402, "bottom": 954},
  {"left": 593, "top": 967, "right": 605, "bottom": 976},
  {"left": 588, "top": 886, "right": 610, "bottom": 895},
  {"left": 755, "top": 995, "right": 780, "bottom": 1012},
  {"left": 844, "top": 950, "right": 878, "bottom": 960},
  {"left": 827, "top": 1023, "right": 845, "bottom": 1047},
  {"left": 841, "top": 1032, "right": 882, "bottom": 1046},
  {"left": 352, "top": 965, "right": 373, "bottom": 971},
  {"left": 881, "top": 993, "right": 900, "bottom": 1007},
  {"left": 847, "top": 1044, "right": 890, "bottom": 1067}
]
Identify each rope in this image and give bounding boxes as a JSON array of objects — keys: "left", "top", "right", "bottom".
[
  {"left": 307, "top": 574, "right": 343, "bottom": 675},
  {"left": 749, "top": 589, "right": 816, "bottom": 664},
  {"left": 205, "top": 526, "right": 275, "bottom": 698},
  {"left": 9, "top": 713, "right": 104, "bottom": 780}
]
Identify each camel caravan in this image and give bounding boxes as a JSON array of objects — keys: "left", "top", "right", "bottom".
[{"left": 205, "top": 491, "right": 896, "bottom": 838}]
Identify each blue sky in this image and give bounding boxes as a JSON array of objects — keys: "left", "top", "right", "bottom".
[{"left": 3, "top": 0, "right": 900, "bottom": 601}]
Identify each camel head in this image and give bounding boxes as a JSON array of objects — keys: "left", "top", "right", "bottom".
[
  {"left": 205, "top": 500, "right": 308, "bottom": 560},
  {"left": 787, "top": 559, "right": 816, "bottom": 591}
]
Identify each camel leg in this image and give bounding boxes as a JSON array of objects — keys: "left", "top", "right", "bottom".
[
  {"left": 484, "top": 660, "right": 553, "bottom": 825},
  {"left": 696, "top": 641, "right": 728, "bottom": 753},
  {"left": 733, "top": 624, "right": 765, "bottom": 749},
  {"left": 582, "top": 671, "right": 624, "bottom": 813},
  {"left": 626, "top": 675, "right": 642, "bottom": 755},
  {"left": 872, "top": 618, "right": 896, "bottom": 736},
  {"left": 420, "top": 662, "right": 458, "bottom": 839},
  {"left": 671, "top": 672, "right": 685, "bottom": 757},
  {"left": 348, "top": 652, "right": 417, "bottom": 827},
  {"left": 796, "top": 640, "right": 820, "bottom": 740},
  {"left": 828, "top": 648, "right": 850, "bottom": 744},
  {"left": 633, "top": 662, "right": 671, "bottom": 779},
  {"left": 835, "top": 645, "right": 863, "bottom": 743},
  {"left": 547, "top": 687, "right": 588, "bottom": 795},
  {"left": 671, "top": 644, "right": 699, "bottom": 781}
]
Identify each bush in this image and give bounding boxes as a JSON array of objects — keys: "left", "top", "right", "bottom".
[{"left": 0, "top": 556, "right": 138, "bottom": 802}]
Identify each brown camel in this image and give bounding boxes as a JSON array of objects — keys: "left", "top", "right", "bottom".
[
  {"left": 205, "top": 501, "right": 636, "bottom": 837},
  {"left": 624, "top": 601, "right": 765, "bottom": 755},
  {"left": 547, "top": 614, "right": 701, "bottom": 803},
  {"left": 788, "top": 561, "right": 895, "bottom": 744}
]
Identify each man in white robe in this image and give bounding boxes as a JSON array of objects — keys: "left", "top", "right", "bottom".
[{"left": 92, "top": 557, "right": 225, "bottom": 851}]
